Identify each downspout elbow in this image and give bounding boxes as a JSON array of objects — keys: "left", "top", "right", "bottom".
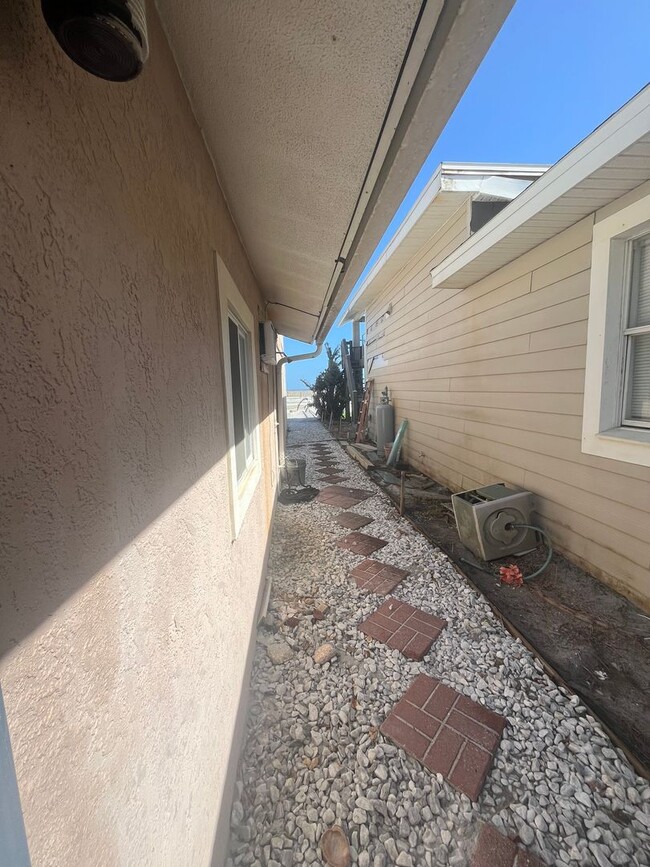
[{"left": 277, "top": 342, "right": 324, "bottom": 367}]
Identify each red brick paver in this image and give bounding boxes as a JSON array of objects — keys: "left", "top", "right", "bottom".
[
  {"left": 358, "top": 597, "right": 447, "bottom": 660},
  {"left": 335, "top": 512, "right": 373, "bottom": 530},
  {"left": 471, "top": 824, "right": 547, "bottom": 867},
  {"left": 337, "top": 532, "right": 387, "bottom": 556},
  {"left": 350, "top": 559, "right": 409, "bottom": 595},
  {"left": 472, "top": 824, "right": 517, "bottom": 867},
  {"left": 316, "top": 486, "right": 374, "bottom": 509},
  {"left": 380, "top": 674, "right": 506, "bottom": 800},
  {"left": 514, "top": 852, "right": 546, "bottom": 867}
]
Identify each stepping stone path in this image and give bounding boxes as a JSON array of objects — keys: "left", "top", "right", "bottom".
[
  {"left": 358, "top": 596, "right": 447, "bottom": 660},
  {"left": 334, "top": 512, "right": 373, "bottom": 530},
  {"left": 336, "top": 531, "right": 387, "bottom": 556},
  {"left": 319, "top": 474, "right": 347, "bottom": 483},
  {"left": 350, "top": 559, "right": 409, "bottom": 594},
  {"left": 231, "top": 424, "right": 650, "bottom": 867},
  {"left": 380, "top": 673, "right": 506, "bottom": 801},
  {"left": 316, "top": 485, "right": 374, "bottom": 509},
  {"left": 321, "top": 451, "right": 508, "bottom": 806},
  {"left": 472, "top": 823, "right": 546, "bottom": 867}
]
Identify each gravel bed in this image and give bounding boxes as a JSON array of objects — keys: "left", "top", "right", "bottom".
[{"left": 227, "top": 420, "right": 650, "bottom": 867}]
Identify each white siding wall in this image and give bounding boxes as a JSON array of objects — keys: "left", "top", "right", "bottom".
[{"left": 365, "top": 197, "right": 650, "bottom": 608}]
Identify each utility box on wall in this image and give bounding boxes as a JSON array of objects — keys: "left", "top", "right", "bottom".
[{"left": 451, "top": 483, "right": 537, "bottom": 561}]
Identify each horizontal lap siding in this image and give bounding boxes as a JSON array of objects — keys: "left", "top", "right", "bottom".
[{"left": 366, "top": 212, "right": 650, "bottom": 606}]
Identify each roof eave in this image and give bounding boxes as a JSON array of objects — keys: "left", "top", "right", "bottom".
[
  {"left": 429, "top": 85, "right": 650, "bottom": 292},
  {"left": 312, "top": 0, "right": 517, "bottom": 342}
]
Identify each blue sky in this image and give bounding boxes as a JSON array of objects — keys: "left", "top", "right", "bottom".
[{"left": 283, "top": 0, "right": 650, "bottom": 390}]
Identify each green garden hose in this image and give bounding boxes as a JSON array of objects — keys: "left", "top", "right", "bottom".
[{"left": 508, "top": 523, "right": 553, "bottom": 581}]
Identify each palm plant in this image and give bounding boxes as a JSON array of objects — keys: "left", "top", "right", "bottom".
[{"left": 302, "top": 344, "right": 348, "bottom": 421}]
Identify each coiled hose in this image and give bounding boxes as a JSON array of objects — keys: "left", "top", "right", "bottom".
[
  {"left": 508, "top": 523, "right": 553, "bottom": 581},
  {"left": 461, "top": 522, "right": 553, "bottom": 583}
]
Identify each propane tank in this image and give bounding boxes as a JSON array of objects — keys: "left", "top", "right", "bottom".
[{"left": 375, "top": 387, "right": 394, "bottom": 457}]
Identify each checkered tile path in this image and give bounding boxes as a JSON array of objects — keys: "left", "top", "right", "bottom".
[
  {"left": 380, "top": 674, "right": 506, "bottom": 800},
  {"left": 335, "top": 512, "right": 374, "bottom": 530},
  {"left": 472, "top": 824, "right": 547, "bottom": 867},
  {"left": 316, "top": 485, "right": 374, "bottom": 509},
  {"left": 336, "top": 532, "right": 387, "bottom": 556},
  {"left": 358, "top": 597, "right": 446, "bottom": 660},
  {"left": 350, "top": 559, "right": 409, "bottom": 595}
]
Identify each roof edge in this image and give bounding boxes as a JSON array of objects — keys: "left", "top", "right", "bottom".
[
  {"left": 429, "top": 85, "right": 650, "bottom": 291},
  {"left": 339, "top": 162, "right": 547, "bottom": 324}
]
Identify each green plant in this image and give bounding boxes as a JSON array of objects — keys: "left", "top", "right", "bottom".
[{"left": 302, "top": 344, "right": 348, "bottom": 421}]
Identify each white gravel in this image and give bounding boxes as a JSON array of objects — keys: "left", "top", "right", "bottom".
[{"left": 227, "top": 420, "right": 650, "bottom": 867}]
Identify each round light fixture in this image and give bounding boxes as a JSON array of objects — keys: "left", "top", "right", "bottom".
[{"left": 42, "top": 0, "right": 148, "bottom": 82}]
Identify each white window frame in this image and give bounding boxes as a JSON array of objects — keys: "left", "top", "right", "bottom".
[
  {"left": 582, "top": 193, "right": 650, "bottom": 466},
  {"left": 216, "top": 255, "right": 261, "bottom": 536}
]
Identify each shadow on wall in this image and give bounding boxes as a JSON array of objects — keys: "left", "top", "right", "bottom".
[{"left": 0, "top": 0, "right": 274, "bottom": 660}]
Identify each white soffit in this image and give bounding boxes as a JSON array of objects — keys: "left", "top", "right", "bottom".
[
  {"left": 429, "top": 86, "right": 650, "bottom": 292},
  {"left": 340, "top": 162, "right": 546, "bottom": 323},
  {"left": 156, "top": 0, "right": 516, "bottom": 342}
]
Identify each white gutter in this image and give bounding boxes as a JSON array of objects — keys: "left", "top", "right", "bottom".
[
  {"left": 313, "top": 0, "right": 517, "bottom": 341},
  {"left": 313, "top": 0, "right": 446, "bottom": 342}
]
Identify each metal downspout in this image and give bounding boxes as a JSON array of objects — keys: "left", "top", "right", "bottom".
[{"left": 275, "top": 343, "right": 323, "bottom": 466}]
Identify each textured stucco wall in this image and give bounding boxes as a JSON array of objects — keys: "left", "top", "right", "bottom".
[{"left": 0, "top": 2, "right": 276, "bottom": 864}]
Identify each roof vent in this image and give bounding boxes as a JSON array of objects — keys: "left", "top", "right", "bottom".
[{"left": 42, "top": 0, "right": 149, "bottom": 81}]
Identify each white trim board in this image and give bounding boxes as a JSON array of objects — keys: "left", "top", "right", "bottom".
[
  {"left": 216, "top": 254, "right": 262, "bottom": 538},
  {"left": 582, "top": 193, "right": 650, "bottom": 467}
]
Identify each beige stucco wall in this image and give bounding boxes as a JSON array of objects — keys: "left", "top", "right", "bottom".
[
  {"left": 0, "top": 2, "right": 277, "bottom": 864},
  {"left": 365, "top": 193, "right": 650, "bottom": 609}
]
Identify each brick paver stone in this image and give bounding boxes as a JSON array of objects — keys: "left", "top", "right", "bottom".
[
  {"left": 350, "top": 559, "right": 409, "bottom": 595},
  {"left": 471, "top": 824, "right": 547, "bottom": 867},
  {"left": 471, "top": 823, "right": 517, "bottom": 867},
  {"left": 316, "top": 486, "right": 375, "bottom": 509},
  {"left": 514, "top": 852, "right": 547, "bottom": 867},
  {"left": 336, "top": 532, "right": 387, "bottom": 556},
  {"left": 335, "top": 512, "right": 374, "bottom": 530},
  {"left": 358, "top": 597, "right": 447, "bottom": 660},
  {"left": 380, "top": 674, "right": 506, "bottom": 800}
]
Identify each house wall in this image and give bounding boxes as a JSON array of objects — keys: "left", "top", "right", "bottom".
[
  {"left": 0, "top": 2, "right": 277, "bottom": 865},
  {"left": 364, "top": 193, "right": 650, "bottom": 609}
]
